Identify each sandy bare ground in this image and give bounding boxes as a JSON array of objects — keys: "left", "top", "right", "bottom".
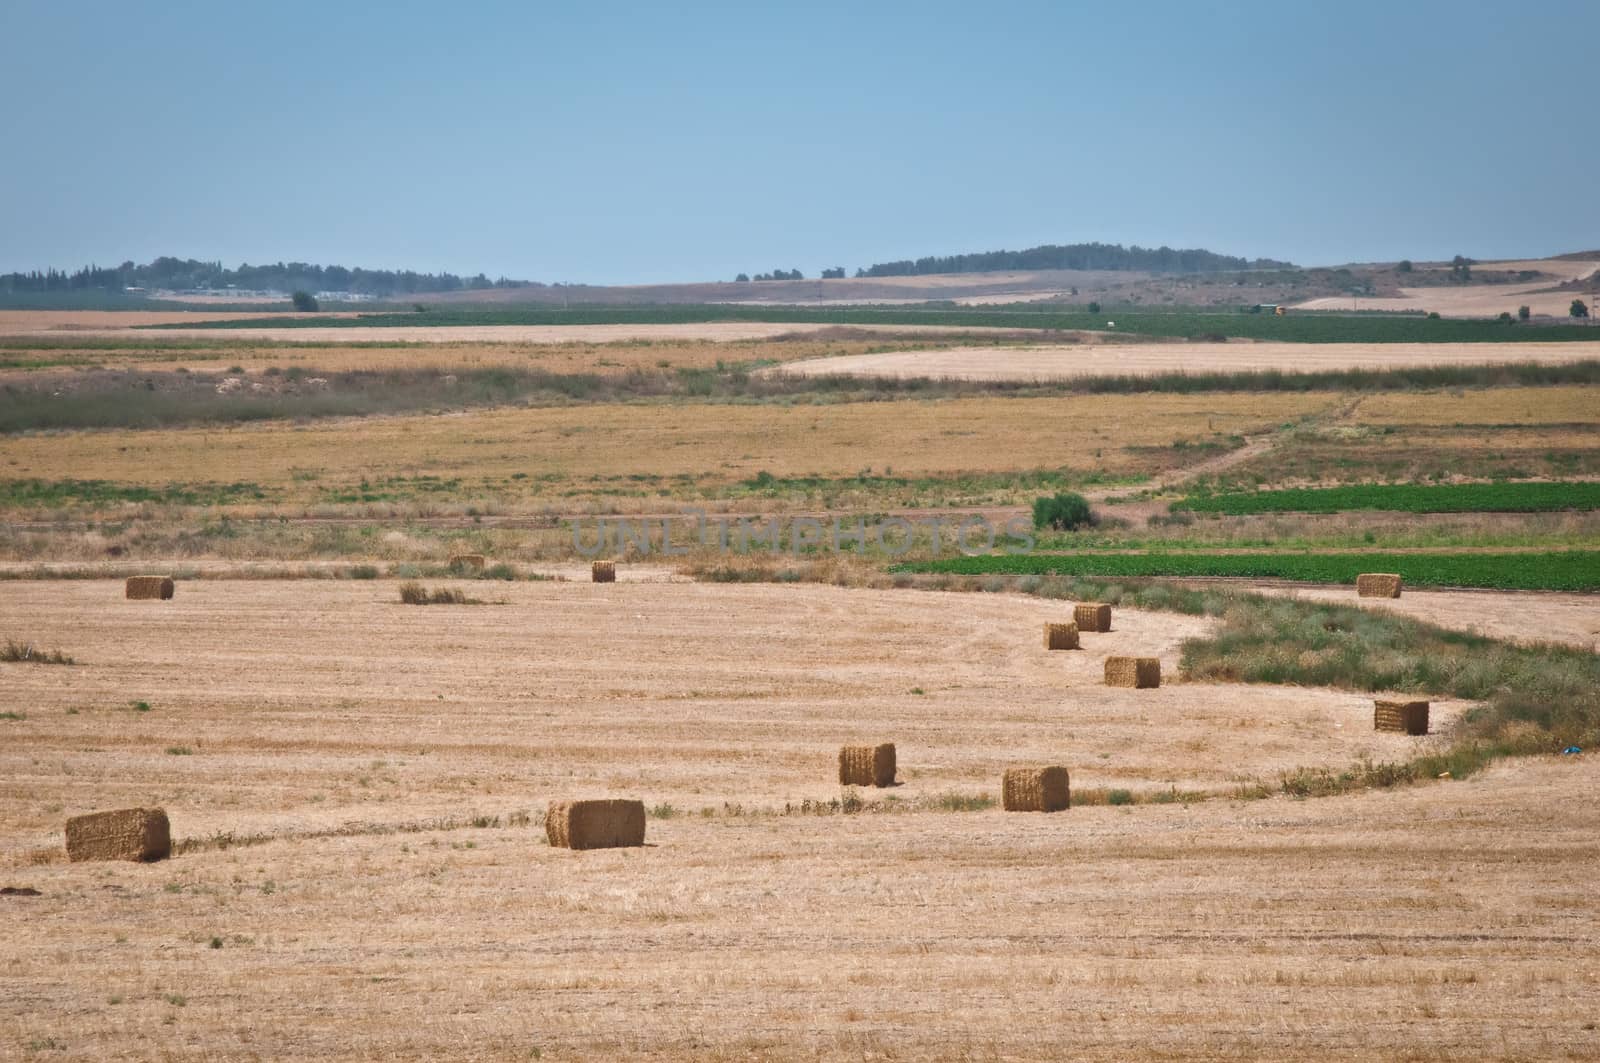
[
  {"left": 1246, "top": 585, "right": 1600, "bottom": 651},
  {"left": 769, "top": 340, "right": 1600, "bottom": 380},
  {"left": 1, "top": 580, "right": 1593, "bottom": 1059}
]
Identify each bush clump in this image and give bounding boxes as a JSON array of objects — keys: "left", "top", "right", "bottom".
[{"left": 1032, "top": 491, "right": 1093, "bottom": 531}]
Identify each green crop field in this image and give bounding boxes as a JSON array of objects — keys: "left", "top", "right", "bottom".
[
  {"left": 0, "top": 479, "right": 270, "bottom": 508},
  {"left": 896, "top": 550, "right": 1600, "bottom": 592},
  {"left": 142, "top": 305, "right": 1600, "bottom": 344},
  {"left": 1175, "top": 482, "right": 1600, "bottom": 516}
]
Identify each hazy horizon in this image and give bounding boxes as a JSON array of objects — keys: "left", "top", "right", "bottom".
[{"left": 3, "top": 0, "right": 1595, "bottom": 284}]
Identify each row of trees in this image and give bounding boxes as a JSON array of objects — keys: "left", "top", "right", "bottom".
[
  {"left": 730, "top": 242, "right": 1292, "bottom": 283},
  {"left": 0, "top": 257, "right": 531, "bottom": 296},
  {"left": 734, "top": 269, "right": 805, "bottom": 282}
]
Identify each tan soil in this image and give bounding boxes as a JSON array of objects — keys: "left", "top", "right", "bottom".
[
  {"left": 770, "top": 341, "right": 1600, "bottom": 381},
  {"left": 0, "top": 580, "right": 1592, "bottom": 1059}
]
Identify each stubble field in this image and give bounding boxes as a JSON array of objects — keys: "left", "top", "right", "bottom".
[{"left": 7, "top": 579, "right": 1596, "bottom": 1060}]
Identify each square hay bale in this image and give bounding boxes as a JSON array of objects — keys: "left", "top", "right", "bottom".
[
  {"left": 125, "top": 576, "right": 175, "bottom": 600},
  {"left": 592, "top": 560, "right": 616, "bottom": 583},
  {"left": 1043, "top": 622, "right": 1080, "bottom": 650},
  {"left": 65, "top": 808, "right": 170, "bottom": 863},
  {"left": 449, "top": 553, "right": 486, "bottom": 571},
  {"left": 1374, "top": 699, "right": 1430, "bottom": 735},
  {"left": 1074, "top": 602, "right": 1112, "bottom": 632},
  {"left": 1002, "top": 767, "right": 1070, "bottom": 812},
  {"left": 1356, "top": 573, "right": 1403, "bottom": 599},
  {"left": 544, "top": 799, "right": 646, "bottom": 850},
  {"left": 838, "top": 743, "right": 896, "bottom": 787},
  {"left": 1104, "top": 656, "right": 1161, "bottom": 688}
]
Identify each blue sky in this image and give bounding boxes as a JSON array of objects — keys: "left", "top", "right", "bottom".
[{"left": 2, "top": 0, "right": 1595, "bottom": 283}]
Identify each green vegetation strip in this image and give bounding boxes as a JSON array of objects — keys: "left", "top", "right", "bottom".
[
  {"left": 1176, "top": 481, "right": 1600, "bottom": 516},
  {"left": 0, "top": 479, "right": 269, "bottom": 507},
  {"left": 143, "top": 305, "right": 1600, "bottom": 343},
  {"left": 896, "top": 550, "right": 1600, "bottom": 592}
]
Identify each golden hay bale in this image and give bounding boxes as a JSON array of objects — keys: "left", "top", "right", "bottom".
[
  {"left": 1002, "top": 767, "right": 1070, "bottom": 812},
  {"left": 448, "top": 553, "right": 486, "bottom": 571},
  {"left": 1074, "top": 602, "right": 1112, "bottom": 632},
  {"left": 1043, "top": 622, "right": 1080, "bottom": 650},
  {"left": 65, "top": 808, "right": 170, "bottom": 863},
  {"left": 544, "top": 799, "right": 646, "bottom": 850},
  {"left": 838, "top": 743, "right": 896, "bottom": 787},
  {"left": 1356, "top": 573, "right": 1403, "bottom": 599},
  {"left": 591, "top": 560, "right": 616, "bottom": 583},
  {"left": 1374, "top": 699, "right": 1430, "bottom": 735},
  {"left": 1104, "top": 656, "right": 1161, "bottom": 688},
  {"left": 125, "top": 576, "right": 174, "bottom": 600}
]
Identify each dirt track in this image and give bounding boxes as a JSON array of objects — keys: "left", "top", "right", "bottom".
[
  {"left": 2, "top": 580, "right": 1594, "bottom": 1060},
  {"left": 770, "top": 340, "right": 1600, "bottom": 380}
]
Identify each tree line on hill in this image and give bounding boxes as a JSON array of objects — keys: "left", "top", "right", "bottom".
[
  {"left": 0, "top": 257, "right": 532, "bottom": 296},
  {"left": 732, "top": 242, "right": 1292, "bottom": 282},
  {"left": 856, "top": 242, "right": 1292, "bottom": 277}
]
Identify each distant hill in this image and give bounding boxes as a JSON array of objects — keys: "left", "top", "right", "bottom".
[
  {"left": 858, "top": 242, "right": 1293, "bottom": 278},
  {"left": 0, "top": 256, "right": 531, "bottom": 297}
]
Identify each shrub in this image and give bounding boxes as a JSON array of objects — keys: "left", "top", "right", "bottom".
[
  {"left": 1032, "top": 491, "right": 1093, "bottom": 531},
  {"left": 290, "top": 290, "right": 318, "bottom": 312},
  {"left": 1, "top": 639, "right": 74, "bottom": 664},
  {"left": 397, "top": 582, "right": 478, "bottom": 605}
]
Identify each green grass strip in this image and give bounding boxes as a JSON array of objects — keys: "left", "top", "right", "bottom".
[
  {"left": 1176, "top": 481, "right": 1600, "bottom": 515},
  {"left": 895, "top": 549, "right": 1600, "bottom": 592}
]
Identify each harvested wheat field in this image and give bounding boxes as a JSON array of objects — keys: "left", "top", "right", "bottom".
[
  {"left": 2, "top": 580, "right": 1459, "bottom": 841},
  {"left": 771, "top": 340, "right": 1600, "bottom": 381},
  {"left": 0, "top": 573, "right": 1590, "bottom": 1060},
  {"left": 0, "top": 392, "right": 1336, "bottom": 488},
  {"left": 0, "top": 580, "right": 1592, "bottom": 1058}
]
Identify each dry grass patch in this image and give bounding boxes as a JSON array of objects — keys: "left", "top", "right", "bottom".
[
  {"left": 0, "top": 393, "right": 1339, "bottom": 490},
  {"left": 397, "top": 582, "right": 483, "bottom": 605},
  {"left": 1, "top": 638, "right": 74, "bottom": 665}
]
